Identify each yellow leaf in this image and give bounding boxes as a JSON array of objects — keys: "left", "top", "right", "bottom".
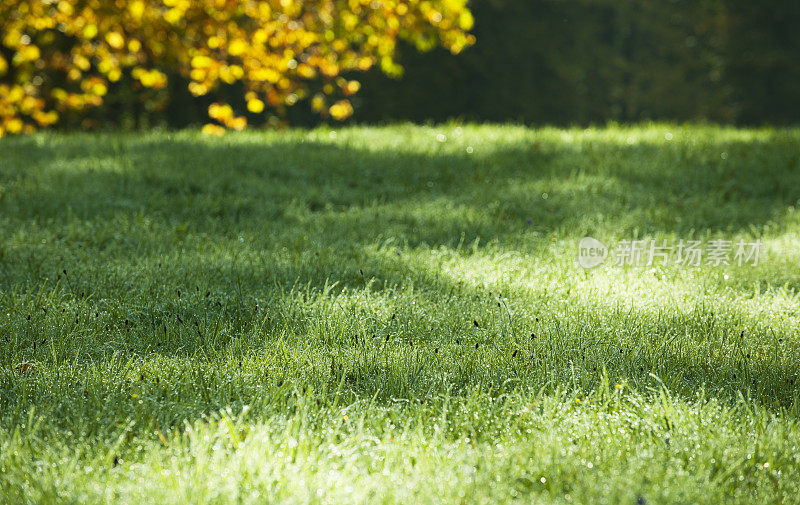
[
  {"left": 83, "top": 24, "right": 98, "bottom": 39},
  {"left": 247, "top": 98, "right": 264, "bottom": 113},
  {"left": 105, "top": 32, "right": 125, "bottom": 50},
  {"left": 311, "top": 94, "right": 326, "bottom": 112},
  {"left": 129, "top": 0, "right": 145, "bottom": 20},
  {"left": 343, "top": 80, "right": 360, "bottom": 96},
  {"left": 458, "top": 10, "right": 474, "bottom": 30},
  {"left": 252, "top": 67, "right": 280, "bottom": 83},
  {"left": 229, "top": 65, "right": 244, "bottom": 79},
  {"left": 252, "top": 30, "right": 268, "bottom": 45},
  {"left": 21, "top": 45, "right": 41, "bottom": 61},
  {"left": 164, "top": 8, "right": 183, "bottom": 24},
  {"left": 51, "top": 88, "right": 68, "bottom": 101},
  {"left": 73, "top": 55, "right": 90, "bottom": 71},
  {"left": 329, "top": 100, "right": 353, "bottom": 121},
  {"left": 5, "top": 118, "right": 24, "bottom": 134},
  {"left": 208, "top": 102, "right": 234, "bottom": 121},
  {"left": 228, "top": 39, "right": 248, "bottom": 57},
  {"left": 226, "top": 116, "right": 247, "bottom": 130},
  {"left": 201, "top": 123, "right": 225, "bottom": 136},
  {"left": 191, "top": 55, "right": 213, "bottom": 69},
  {"left": 57, "top": 1, "right": 73, "bottom": 15},
  {"left": 188, "top": 82, "right": 208, "bottom": 96}
]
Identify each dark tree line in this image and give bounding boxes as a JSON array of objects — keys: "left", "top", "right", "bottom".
[
  {"left": 350, "top": 0, "right": 800, "bottom": 126},
  {"left": 85, "top": 0, "right": 800, "bottom": 128}
]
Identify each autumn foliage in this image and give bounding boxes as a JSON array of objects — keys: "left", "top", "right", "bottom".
[{"left": 0, "top": 0, "right": 474, "bottom": 136}]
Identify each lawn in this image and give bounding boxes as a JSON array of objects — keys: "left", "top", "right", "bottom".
[{"left": 1, "top": 124, "right": 800, "bottom": 504}]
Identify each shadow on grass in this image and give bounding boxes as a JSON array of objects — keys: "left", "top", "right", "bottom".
[
  {"left": 2, "top": 130, "right": 799, "bottom": 240},
  {"left": 1, "top": 129, "right": 799, "bottom": 422}
]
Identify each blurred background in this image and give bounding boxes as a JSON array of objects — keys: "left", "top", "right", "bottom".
[
  {"left": 149, "top": 0, "right": 800, "bottom": 128},
  {"left": 353, "top": 0, "right": 800, "bottom": 126},
  {"left": 3, "top": 0, "right": 799, "bottom": 131}
]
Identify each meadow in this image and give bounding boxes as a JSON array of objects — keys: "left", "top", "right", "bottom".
[{"left": 1, "top": 124, "right": 799, "bottom": 504}]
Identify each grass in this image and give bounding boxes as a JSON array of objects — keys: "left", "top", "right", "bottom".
[{"left": 1, "top": 123, "right": 799, "bottom": 504}]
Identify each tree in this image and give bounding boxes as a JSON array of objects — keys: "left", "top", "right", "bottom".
[{"left": 0, "top": 0, "right": 474, "bottom": 136}]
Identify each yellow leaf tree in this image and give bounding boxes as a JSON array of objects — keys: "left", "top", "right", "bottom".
[{"left": 0, "top": 0, "right": 475, "bottom": 136}]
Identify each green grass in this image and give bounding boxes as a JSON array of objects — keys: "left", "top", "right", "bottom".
[{"left": 1, "top": 124, "right": 800, "bottom": 504}]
